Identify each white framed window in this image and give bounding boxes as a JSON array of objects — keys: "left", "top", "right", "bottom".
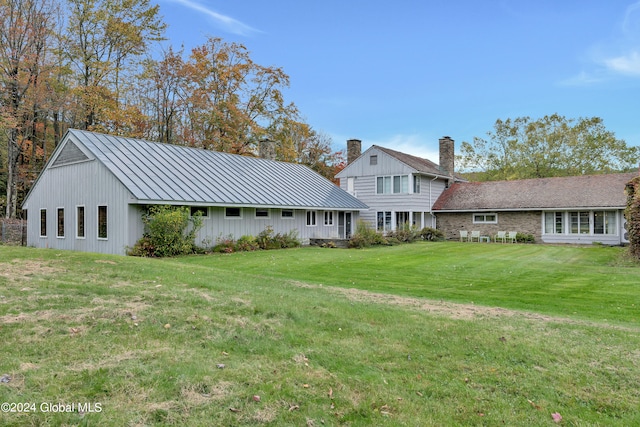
[
  {"left": 569, "top": 211, "right": 590, "bottom": 234},
  {"left": 225, "top": 207, "right": 242, "bottom": 219},
  {"left": 594, "top": 211, "right": 617, "bottom": 235},
  {"left": 370, "top": 155, "right": 378, "bottom": 165},
  {"left": 473, "top": 213, "right": 497, "bottom": 224},
  {"left": 57, "top": 208, "right": 65, "bottom": 238},
  {"left": 376, "top": 175, "right": 409, "bottom": 194},
  {"left": 281, "top": 209, "right": 294, "bottom": 219},
  {"left": 190, "top": 206, "right": 208, "bottom": 217},
  {"left": 544, "top": 212, "right": 565, "bottom": 234},
  {"left": 324, "top": 211, "right": 334, "bottom": 226},
  {"left": 306, "top": 210, "right": 317, "bottom": 226},
  {"left": 413, "top": 175, "right": 421, "bottom": 193},
  {"left": 97, "top": 205, "right": 108, "bottom": 239},
  {"left": 40, "top": 209, "right": 47, "bottom": 237},
  {"left": 76, "top": 206, "right": 85, "bottom": 239},
  {"left": 255, "top": 208, "right": 270, "bottom": 218},
  {"left": 377, "top": 211, "right": 392, "bottom": 232}
]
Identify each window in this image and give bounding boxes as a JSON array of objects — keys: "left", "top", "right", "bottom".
[
  {"left": 324, "top": 211, "right": 334, "bottom": 226},
  {"left": 98, "top": 205, "right": 108, "bottom": 239},
  {"left": 370, "top": 155, "right": 378, "bottom": 165},
  {"left": 306, "top": 210, "right": 317, "bottom": 226},
  {"left": 413, "top": 175, "right": 421, "bottom": 194},
  {"left": 225, "top": 207, "right": 242, "bottom": 218},
  {"left": 376, "top": 175, "right": 409, "bottom": 194},
  {"left": 77, "top": 206, "right": 85, "bottom": 238},
  {"left": 57, "top": 208, "right": 65, "bottom": 238},
  {"left": 40, "top": 209, "right": 47, "bottom": 237},
  {"left": 377, "top": 211, "right": 392, "bottom": 232},
  {"left": 570, "top": 211, "right": 589, "bottom": 234},
  {"left": 281, "top": 209, "right": 294, "bottom": 218},
  {"left": 544, "top": 212, "right": 564, "bottom": 234},
  {"left": 594, "top": 211, "right": 617, "bottom": 235},
  {"left": 190, "top": 206, "right": 208, "bottom": 217},
  {"left": 396, "top": 211, "right": 409, "bottom": 227},
  {"left": 473, "top": 213, "right": 497, "bottom": 224},
  {"left": 255, "top": 208, "right": 270, "bottom": 218}
]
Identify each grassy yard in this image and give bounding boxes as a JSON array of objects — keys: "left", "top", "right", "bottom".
[{"left": 0, "top": 243, "right": 639, "bottom": 426}]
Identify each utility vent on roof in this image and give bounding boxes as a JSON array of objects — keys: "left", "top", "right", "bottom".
[{"left": 51, "top": 141, "right": 89, "bottom": 167}]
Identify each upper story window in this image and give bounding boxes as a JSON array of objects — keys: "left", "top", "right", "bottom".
[
  {"left": 370, "top": 155, "right": 378, "bottom": 165},
  {"left": 413, "top": 175, "right": 421, "bottom": 194},
  {"left": 376, "top": 175, "right": 409, "bottom": 194}
]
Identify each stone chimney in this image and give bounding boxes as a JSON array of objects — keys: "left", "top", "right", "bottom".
[
  {"left": 439, "top": 136, "right": 455, "bottom": 186},
  {"left": 259, "top": 138, "right": 276, "bottom": 161},
  {"left": 347, "top": 139, "right": 362, "bottom": 164}
]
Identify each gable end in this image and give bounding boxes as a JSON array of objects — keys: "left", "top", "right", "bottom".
[{"left": 51, "top": 141, "right": 90, "bottom": 167}]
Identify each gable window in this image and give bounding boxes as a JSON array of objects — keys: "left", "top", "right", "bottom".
[
  {"left": 255, "top": 208, "right": 270, "bottom": 218},
  {"left": 190, "top": 206, "right": 208, "bottom": 217},
  {"left": 544, "top": 212, "right": 564, "bottom": 234},
  {"left": 225, "top": 207, "right": 242, "bottom": 218},
  {"left": 324, "top": 211, "right": 334, "bottom": 226},
  {"left": 282, "top": 209, "right": 294, "bottom": 219},
  {"left": 376, "top": 175, "right": 409, "bottom": 194},
  {"left": 98, "top": 205, "right": 108, "bottom": 239},
  {"left": 57, "top": 208, "right": 65, "bottom": 238},
  {"left": 370, "top": 155, "right": 378, "bottom": 165},
  {"left": 594, "top": 211, "right": 617, "bottom": 235},
  {"left": 306, "top": 210, "right": 317, "bottom": 226},
  {"left": 40, "top": 209, "right": 47, "bottom": 237},
  {"left": 413, "top": 175, "right": 421, "bottom": 194},
  {"left": 473, "top": 213, "right": 497, "bottom": 224},
  {"left": 77, "top": 206, "right": 85, "bottom": 238}
]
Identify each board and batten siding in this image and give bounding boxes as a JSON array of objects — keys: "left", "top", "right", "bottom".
[{"left": 24, "top": 159, "right": 135, "bottom": 255}]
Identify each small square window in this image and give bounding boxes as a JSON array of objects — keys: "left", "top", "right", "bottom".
[
  {"left": 255, "top": 208, "right": 270, "bottom": 218},
  {"left": 370, "top": 155, "right": 378, "bottom": 165},
  {"left": 225, "top": 207, "right": 242, "bottom": 218},
  {"left": 190, "top": 206, "right": 208, "bottom": 217},
  {"left": 281, "top": 209, "right": 294, "bottom": 218}
]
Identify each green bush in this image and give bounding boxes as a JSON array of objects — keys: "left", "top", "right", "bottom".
[
  {"left": 236, "top": 235, "right": 260, "bottom": 251},
  {"left": 255, "top": 226, "right": 301, "bottom": 250},
  {"left": 516, "top": 233, "right": 535, "bottom": 243},
  {"left": 212, "top": 235, "right": 236, "bottom": 253},
  {"left": 420, "top": 227, "right": 445, "bottom": 241},
  {"left": 349, "top": 220, "right": 387, "bottom": 248},
  {"left": 128, "top": 205, "right": 203, "bottom": 257}
]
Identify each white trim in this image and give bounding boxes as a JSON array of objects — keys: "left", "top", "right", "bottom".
[
  {"left": 306, "top": 210, "right": 317, "bottom": 227},
  {"left": 472, "top": 212, "right": 498, "bottom": 224}
]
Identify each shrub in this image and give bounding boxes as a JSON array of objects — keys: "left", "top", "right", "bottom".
[
  {"left": 212, "top": 235, "right": 236, "bottom": 253},
  {"left": 420, "top": 227, "right": 445, "bottom": 241},
  {"left": 256, "top": 226, "right": 301, "bottom": 250},
  {"left": 349, "top": 220, "right": 387, "bottom": 248},
  {"left": 516, "top": 233, "right": 535, "bottom": 243},
  {"left": 236, "top": 235, "right": 260, "bottom": 252},
  {"left": 386, "top": 224, "right": 421, "bottom": 243},
  {"left": 128, "top": 205, "right": 203, "bottom": 257}
]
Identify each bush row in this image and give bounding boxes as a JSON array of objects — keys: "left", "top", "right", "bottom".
[
  {"left": 348, "top": 221, "right": 444, "bottom": 248},
  {"left": 211, "top": 226, "right": 300, "bottom": 253}
]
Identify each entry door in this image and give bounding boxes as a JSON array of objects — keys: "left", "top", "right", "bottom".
[
  {"left": 338, "top": 212, "right": 345, "bottom": 239},
  {"left": 345, "top": 212, "right": 352, "bottom": 239}
]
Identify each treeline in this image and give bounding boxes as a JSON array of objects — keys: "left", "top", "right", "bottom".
[{"left": 0, "top": 0, "right": 344, "bottom": 218}]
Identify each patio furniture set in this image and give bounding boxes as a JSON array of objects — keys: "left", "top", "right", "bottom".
[{"left": 459, "top": 230, "right": 517, "bottom": 243}]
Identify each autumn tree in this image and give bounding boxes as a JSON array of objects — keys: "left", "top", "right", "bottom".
[
  {"left": 0, "top": 0, "right": 55, "bottom": 217},
  {"left": 458, "top": 114, "right": 639, "bottom": 181},
  {"left": 63, "top": 0, "right": 165, "bottom": 132}
]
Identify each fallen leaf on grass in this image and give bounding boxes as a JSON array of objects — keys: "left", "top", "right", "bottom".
[
  {"left": 229, "top": 407, "right": 241, "bottom": 413},
  {"left": 528, "top": 399, "right": 541, "bottom": 410},
  {"left": 216, "top": 364, "right": 225, "bottom": 369},
  {"left": 289, "top": 404, "right": 300, "bottom": 411},
  {"left": 252, "top": 395, "right": 261, "bottom": 402},
  {"left": 328, "top": 387, "right": 333, "bottom": 399},
  {"left": 416, "top": 391, "right": 423, "bottom": 397}
]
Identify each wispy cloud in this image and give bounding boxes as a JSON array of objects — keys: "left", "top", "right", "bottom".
[
  {"left": 562, "top": 1, "right": 640, "bottom": 85},
  {"left": 169, "top": 0, "right": 260, "bottom": 36},
  {"left": 331, "top": 133, "right": 440, "bottom": 163}
]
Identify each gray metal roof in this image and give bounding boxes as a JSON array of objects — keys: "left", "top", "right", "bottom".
[{"left": 64, "top": 129, "right": 368, "bottom": 210}]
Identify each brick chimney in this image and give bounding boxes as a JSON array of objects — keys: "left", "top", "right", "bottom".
[
  {"left": 259, "top": 138, "right": 276, "bottom": 161},
  {"left": 439, "top": 136, "right": 455, "bottom": 186},
  {"left": 347, "top": 139, "right": 362, "bottom": 164}
]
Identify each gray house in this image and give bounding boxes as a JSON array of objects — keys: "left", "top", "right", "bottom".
[
  {"left": 335, "top": 137, "right": 463, "bottom": 232},
  {"left": 433, "top": 173, "right": 635, "bottom": 245},
  {"left": 22, "top": 129, "right": 368, "bottom": 255}
]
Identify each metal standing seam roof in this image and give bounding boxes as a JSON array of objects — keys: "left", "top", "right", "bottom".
[
  {"left": 432, "top": 172, "right": 638, "bottom": 211},
  {"left": 66, "top": 129, "right": 369, "bottom": 210}
]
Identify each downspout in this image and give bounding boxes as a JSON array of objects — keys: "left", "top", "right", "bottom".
[{"left": 429, "top": 175, "right": 438, "bottom": 228}]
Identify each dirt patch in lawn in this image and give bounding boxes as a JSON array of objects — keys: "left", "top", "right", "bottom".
[{"left": 0, "top": 259, "right": 64, "bottom": 282}]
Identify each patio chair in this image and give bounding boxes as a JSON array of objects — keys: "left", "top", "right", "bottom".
[
  {"left": 495, "top": 231, "right": 506, "bottom": 243},
  {"left": 459, "top": 230, "right": 468, "bottom": 242},
  {"left": 507, "top": 231, "right": 517, "bottom": 243},
  {"left": 470, "top": 230, "right": 480, "bottom": 242}
]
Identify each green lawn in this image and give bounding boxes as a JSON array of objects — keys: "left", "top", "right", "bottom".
[{"left": 0, "top": 243, "right": 639, "bottom": 426}]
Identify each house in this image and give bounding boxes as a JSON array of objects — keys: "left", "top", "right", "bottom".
[
  {"left": 21, "top": 129, "right": 368, "bottom": 255},
  {"left": 335, "top": 137, "right": 465, "bottom": 232},
  {"left": 432, "top": 173, "right": 635, "bottom": 245}
]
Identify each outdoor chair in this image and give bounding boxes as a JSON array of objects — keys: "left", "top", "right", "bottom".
[
  {"left": 507, "top": 231, "right": 517, "bottom": 243},
  {"left": 470, "top": 230, "right": 480, "bottom": 242},
  {"left": 495, "top": 231, "right": 506, "bottom": 243},
  {"left": 459, "top": 230, "right": 468, "bottom": 242}
]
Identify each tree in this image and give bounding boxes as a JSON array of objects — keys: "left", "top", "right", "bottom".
[
  {"left": 0, "top": 0, "right": 55, "bottom": 217},
  {"left": 458, "top": 114, "right": 639, "bottom": 181}
]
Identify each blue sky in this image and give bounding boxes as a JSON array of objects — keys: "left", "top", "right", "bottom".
[{"left": 155, "top": 0, "right": 640, "bottom": 163}]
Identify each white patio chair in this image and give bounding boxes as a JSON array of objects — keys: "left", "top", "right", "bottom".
[
  {"left": 495, "top": 231, "right": 506, "bottom": 243},
  {"left": 470, "top": 230, "right": 480, "bottom": 242},
  {"left": 459, "top": 230, "right": 468, "bottom": 242},
  {"left": 507, "top": 231, "right": 517, "bottom": 243}
]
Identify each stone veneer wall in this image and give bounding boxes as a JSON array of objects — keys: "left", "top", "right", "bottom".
[{"left": 436, "top": 211, "right": 541, "bottom": 241}]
